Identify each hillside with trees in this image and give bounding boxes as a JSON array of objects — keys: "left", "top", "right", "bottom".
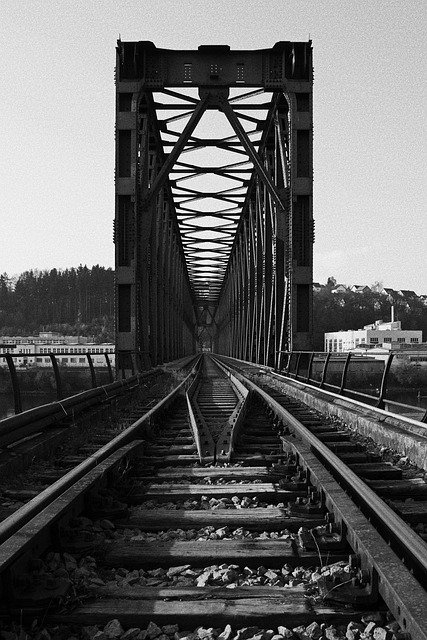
[
  {"left": 0, "top": 266, "right": 114, "bottom": 342},
  {"left": 312, "top": 277, "right": 427, "bottom": 350}
]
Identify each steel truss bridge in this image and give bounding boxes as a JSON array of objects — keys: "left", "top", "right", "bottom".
[{"left": 115, "top": 41, "right": 313, "bottom": 376}]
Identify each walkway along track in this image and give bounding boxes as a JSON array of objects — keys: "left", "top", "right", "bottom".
[{"left": 0, "top": 355, "right": 425, "bottom": 640}]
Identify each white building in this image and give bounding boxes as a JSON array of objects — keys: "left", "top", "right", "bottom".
[
  {"left": 0, "top": 333, "right": 115, "bottom": 368},
  {"left": 325, "top": 320, "right": 422, "bottom": 353}
]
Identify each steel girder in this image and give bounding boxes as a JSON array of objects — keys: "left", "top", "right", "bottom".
[
  {"left": 115, "top": 89, "right": 196, "bottom": 375},
  {"left": 115, "top": 42, "right": 313, "bottom": 373}
]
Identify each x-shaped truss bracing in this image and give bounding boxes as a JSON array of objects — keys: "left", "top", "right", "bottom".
[{"left": 115, "top": 42, "right": 313, "bottom": 375}]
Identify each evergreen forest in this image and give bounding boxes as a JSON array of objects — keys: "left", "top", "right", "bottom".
[{"left": 0, "top": 266, "right": 114, "bottom": 342}]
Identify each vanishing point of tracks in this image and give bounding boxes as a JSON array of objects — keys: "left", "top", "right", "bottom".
[{"left": 0, "top": 354, "right": 426, "bottom": 640}]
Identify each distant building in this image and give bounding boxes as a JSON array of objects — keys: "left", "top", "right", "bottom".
[
  {"left": 0, "top": 332, "right": 115, "bottom": 368},
  {"left": 331, "top": 284, "right": 348, "bottom": 294},
  {"left": 350, "top": 285, "right": 371, "bottom": 294},
  {"left": 0, "top": 332, "right": 92, "bottom": 346},
  {"left": 397, "top": 289, "right": 418, "bottom": 299},
  {"left": 379, "top": 287, "right": 398, "bottom": 299},
  {"left": 393, "top": 343, "right": 427, "bottom": 367},
  {"left": 325, "top": 320, "right": 422, "bottom": 353}
]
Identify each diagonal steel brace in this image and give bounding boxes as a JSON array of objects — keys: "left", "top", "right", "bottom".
[
  {"left": 146, "top": 94, "right": 209, "bottom": 202},
  {"left": 219, "top": 97, "right": 285, "bottom": 212}
]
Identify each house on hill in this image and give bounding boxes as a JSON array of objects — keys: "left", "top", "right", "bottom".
[
  {"left": 397, "top": 289, "right": 418, "bottom": 299},
  {"left": 331, "top": 284, "right": 348, "bottom": 294},
  {"left": 350, "top": 285, "right": 371, "bottom": 294},
  {"left": 380, "top": 287, "right": 398, "bottom": 299}
]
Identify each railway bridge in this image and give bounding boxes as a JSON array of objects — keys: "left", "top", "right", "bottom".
[
  {"left": 114, "top": 40, "right": 313, "bottom": 376},
  {"left": 1, "top": 40, "right": 427, "bottom": 640}
]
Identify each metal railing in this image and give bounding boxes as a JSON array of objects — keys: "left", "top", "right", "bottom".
[
  {"left": 1, "top": 351, "right": 114, "bottom": 415},
  {"left": 277, "top": 351, "right": 427, "bottom": 423}
]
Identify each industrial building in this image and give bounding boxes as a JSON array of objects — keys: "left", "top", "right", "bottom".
[{"left": 324, "top": 320, "right": 422, "bottom": 353}]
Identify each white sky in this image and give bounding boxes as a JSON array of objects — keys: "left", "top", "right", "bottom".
[{"left": 0, "top": 0, "right": 426, "bottom": 293}]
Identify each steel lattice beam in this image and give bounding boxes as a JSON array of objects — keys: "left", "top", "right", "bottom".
[{"left": 115, "top": 41, "right": 313, "bottom": 374}]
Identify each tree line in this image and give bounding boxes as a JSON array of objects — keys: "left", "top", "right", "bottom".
[
  {"left": 0, "top": 266, "right": 114, "bottom": 342},
  {"left": 0, "top": 268, "right": 426, "bottom": 349}
]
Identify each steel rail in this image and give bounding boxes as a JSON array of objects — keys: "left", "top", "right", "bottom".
[
  {"left": 0, "top": 441, "right": 143, "bottom": 578},
  {"left": 186, "top": 360, "right": 216, "bottom": 462},
  {"left": 270, "top": 369, "right": 427, "bottom": 433},
  {"left": 218, "top": 357, "right": 427, "bottom": 574},
  {"left": 0, "top": 356, "right": 201, "bottom": 547},
  {"left": 217, "top": 359, "right": 427, "bottom": 640},
  {"left": 0, "top": 355, "right": 199, "bottom": 448},
  {"left": 284, "top": 435, "right": 427, "bottom": 640},
  {"left": 0, "top": 374, "right": 142, "bottom": 449},
  {"left": 215, "top": 353, "right": 427, "bottom": 435},
  {"left": 212, "top": 356, "right": 250, "bottom": 462}
]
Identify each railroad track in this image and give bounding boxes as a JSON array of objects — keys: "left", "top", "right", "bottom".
[
  {"left": 262, "top": 386, "right": 427, "bottom": 542},
  {"left": 0, "top": 355, "right": 425, "bottom": 640},
  {"left": 215, "top": 355, "right": 427, "bottom": 547},
  {"left": 0, "top": 360, "right": 198, "bottom": 523}
]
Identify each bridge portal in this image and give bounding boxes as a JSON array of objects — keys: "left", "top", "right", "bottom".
[{"left": 115, "top": 41, "right": 313, "bottom": 376}]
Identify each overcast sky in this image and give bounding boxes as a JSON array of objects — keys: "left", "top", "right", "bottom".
[{"left": 1, "top": 0, "right": 425, "bottom": 293}]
